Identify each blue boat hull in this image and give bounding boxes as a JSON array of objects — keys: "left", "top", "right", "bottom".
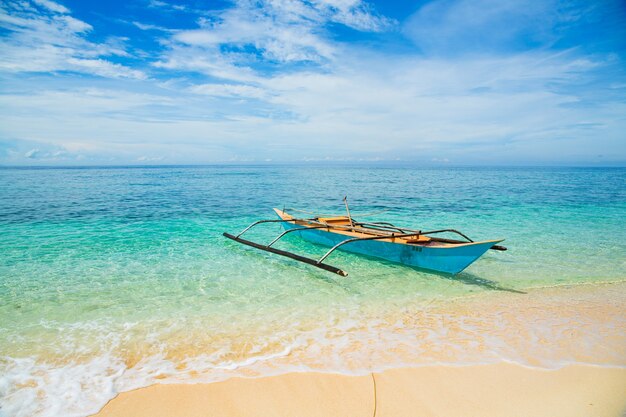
[{"left": 280, "top": 220, "right": 499, "bottom": 275}]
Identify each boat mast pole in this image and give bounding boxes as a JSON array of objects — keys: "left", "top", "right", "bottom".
[{"left": 343, "top": 196, "right": 353, "bottom": 226}]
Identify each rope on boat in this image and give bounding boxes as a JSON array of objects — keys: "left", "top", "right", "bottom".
[{"left": 284, "top": 207, "right": 391, "bottom": 218}]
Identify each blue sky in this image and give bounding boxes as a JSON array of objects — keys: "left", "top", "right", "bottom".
[{"left": 0, "top": 0, "right": 625, "bottom": 165}]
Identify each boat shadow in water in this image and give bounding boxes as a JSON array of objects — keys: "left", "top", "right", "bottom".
[
  {"left": 324, "top": 256, "right": 525, "bottom": 294},
  {"left": 439, "top": 270, "right": 526, "bottom": 294},
  {"left": 324, "top": 249, "right": 526, "bottom": 294}
]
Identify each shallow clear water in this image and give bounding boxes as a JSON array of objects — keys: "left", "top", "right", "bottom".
[{"left": 0, "top": 165, "right": 625, "bottom": 416}]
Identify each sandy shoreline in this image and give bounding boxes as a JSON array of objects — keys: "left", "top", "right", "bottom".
[
  {"left": 93, "top": 282, "right": 626, "bottom": 417},
  {"left": 94, "top": 363, "right": 626, "bottom": 417}
]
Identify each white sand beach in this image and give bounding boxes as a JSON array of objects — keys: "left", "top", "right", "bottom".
[{"left": 94, "top": 363, "right": 626, "bottom": 417}]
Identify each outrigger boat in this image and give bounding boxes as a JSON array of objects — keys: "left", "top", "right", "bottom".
[{"left": 223, "top": 200, "right": 506, "bottom": 277}]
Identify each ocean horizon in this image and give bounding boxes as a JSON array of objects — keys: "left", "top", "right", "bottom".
[{"left": 2, "top": 162, "right": 626, "bottom": 169}]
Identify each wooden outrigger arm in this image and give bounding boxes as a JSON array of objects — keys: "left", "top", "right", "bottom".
[
  {"left": 223, "top": 232, "right": 349, "bottom": 276},
  {"left": 223, "top": 217, "right": 350, "bottom": 276},
  {"left": 266, "top": 225, "right": 330, "bottom": 247},
  {"left": 231, "top": 218, "right": 316, "bottom": 238}
]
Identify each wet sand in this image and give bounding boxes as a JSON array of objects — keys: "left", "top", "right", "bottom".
[{"left": 94, "top": 363, "right": 626, "bottom": 417}]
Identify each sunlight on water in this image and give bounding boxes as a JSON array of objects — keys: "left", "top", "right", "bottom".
[{"left": 0, "top": 165, "right": 625, "bottom": 416}]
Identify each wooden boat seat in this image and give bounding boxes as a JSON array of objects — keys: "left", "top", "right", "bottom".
[{"left": 317, "top": 216, "right": 352, "bottom": 226}]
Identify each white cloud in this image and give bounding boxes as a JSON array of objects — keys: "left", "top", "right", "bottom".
[
  {"left": 169, "top": 10, "right": 335, "bottom": 64},
  {"left": 155, "top": 0, "right": 392, "bottom": 79},
  {"left": 188, "top": 83, "right": 269, "bottom": 99},
  {"left": 137, "top": 155, "right": 165, "bottom": 162},
  {"left": 0, "top": 140, "right": 80, "bottom": 164},
  {"left": 66, "top": 58, "right": 147, "bottom": 80},
  {"left": 58, "top": 14, "right": 91, "bottom": 32},
  {"left": 0, "top": 1, "right": 145, "bottom": 79},
  {"left": 147, "top": 0, "right": 189, "bottom": 12},
  {"left": 402, "top": 0, "right": 579, "bottom": 54},
  {"left": 24, "top": 148, "right": 40, "bottom": 158},
  {"left": 132, "top": 21, "right": 173, "bottom": 32},
  {"left": 153, "top": 48, "right": 261, "bottom": 83},
  {"left": 313, "top": 0, "right": 394, "bottom": 31},
  {"left": 32, "top": 0, "right": 69, "bottom": 14}
]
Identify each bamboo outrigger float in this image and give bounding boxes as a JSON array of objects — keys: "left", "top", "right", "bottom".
[{"left": 223, "top": 200, "right": 506, "bottom": 277}]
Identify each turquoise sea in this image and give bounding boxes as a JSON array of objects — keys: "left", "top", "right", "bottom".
[{"left": 1, "top": 165, "right": 625, "bottom": 416}]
